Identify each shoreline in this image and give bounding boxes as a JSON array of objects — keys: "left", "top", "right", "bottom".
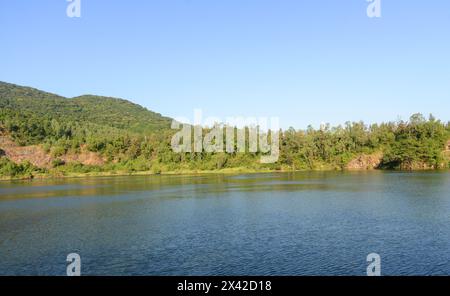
[
  {"left": 1, "top": 167, "right": 448, "bottom": 182},
  {"left": 0, "top": 168, "right": 280, "bottom": 182}
]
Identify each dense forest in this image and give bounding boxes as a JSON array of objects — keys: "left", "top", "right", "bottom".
[{"left": 1, "top": 81, "right": 449, "bottom": 179}]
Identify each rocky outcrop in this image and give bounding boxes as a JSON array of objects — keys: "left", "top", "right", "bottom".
[
  {"left": 444, "top": 140, "right": 450, "bottom": 167},
  {"left": 0, "top": 134, "right": 105, "bottom": 168},
  {"left": 0, "top": 135, "right": 53, "bottom": 168},
  {"left": 61, "top": 145, "right": 105, "bottom": 166},
  {"left": 346, "top": 152, "right": 383, "bottom": 170}
]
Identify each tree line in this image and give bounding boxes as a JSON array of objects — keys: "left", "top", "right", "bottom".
[{"left": 1, "top": 81, "right": 449, "bottom": 178}]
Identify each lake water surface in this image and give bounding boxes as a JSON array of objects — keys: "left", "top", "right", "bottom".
[{"left": 1, "top": 171, "right": 449, "bottom": 275}]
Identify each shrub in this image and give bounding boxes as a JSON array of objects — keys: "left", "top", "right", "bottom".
[{"left": 52, "top": 158, "right": 66, "bottom": 168}]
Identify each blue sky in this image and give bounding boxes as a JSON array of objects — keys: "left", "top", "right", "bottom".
[{"left": 1, "top": 0, "right": 449, "bottom": 129}]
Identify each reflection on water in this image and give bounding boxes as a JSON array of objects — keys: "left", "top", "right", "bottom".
[{"left": 0, "top": 171, "right": 449, "bottom": 275}]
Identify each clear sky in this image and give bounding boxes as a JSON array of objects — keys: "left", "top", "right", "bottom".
[{"left": 1, "top": 0, "right": 449, "bottom": 129}]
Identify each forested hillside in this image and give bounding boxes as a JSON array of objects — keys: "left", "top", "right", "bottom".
[
  {"left": 1, "top": 81, "right": 449, "bottom": 179},
  {"left": 0, "top": 81, "right": 172, "bottom": 142}
]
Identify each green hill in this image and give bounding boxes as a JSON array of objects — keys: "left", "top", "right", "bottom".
[
  {"left": 0, "top": 81, "right": 172, "bottom": 136},
  {"left": 0, "top": 81, "right": 177, "bottom": 178}
]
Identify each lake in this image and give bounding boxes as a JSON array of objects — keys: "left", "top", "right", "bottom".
[{"left": 0, "top": 171, "right": 449, "bottom": 275}]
